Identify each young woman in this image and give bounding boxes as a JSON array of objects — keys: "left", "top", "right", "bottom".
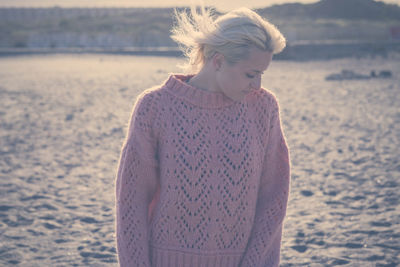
[{"left": 116, "top": 6, "right": 290, "bottom": 267}]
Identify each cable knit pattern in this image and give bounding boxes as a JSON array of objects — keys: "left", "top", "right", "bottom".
[{"left": 115, "top": 74, "right": 290, "bottom": 267}]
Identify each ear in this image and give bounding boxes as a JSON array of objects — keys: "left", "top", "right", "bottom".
[{"left": 212, "top": 52, "right": 224, "bottom": 71}]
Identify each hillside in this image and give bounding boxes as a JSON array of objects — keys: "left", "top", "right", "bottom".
[
  {"left": 257, "top": 0, "right": 400, "bottom": 43},
  {"left": 259, "top": 0, "right": 400, "bottom": 20}
]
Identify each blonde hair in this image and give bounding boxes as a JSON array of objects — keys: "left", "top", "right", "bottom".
[{"left": 171, "top": 6, "right": 286, "bottom": 73}]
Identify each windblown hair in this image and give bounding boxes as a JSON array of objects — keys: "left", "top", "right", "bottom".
[{"left": 171, "top": 6, "right": 286, "bottom": 73}]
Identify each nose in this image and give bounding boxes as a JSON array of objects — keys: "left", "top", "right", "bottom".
[{"left": 250, "top": 76, "right": 261, "bottom": 90}]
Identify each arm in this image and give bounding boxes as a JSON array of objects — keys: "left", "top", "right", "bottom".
[
  {"left": 115, "top": 92, "right": 160, "bottom": 267},
  {"left": 241, "top": 97, "right": 290, "bottom": 267}
]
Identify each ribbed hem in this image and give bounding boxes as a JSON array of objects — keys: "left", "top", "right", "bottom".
[
  {"left": 150, "top": 245, "right": 243, "bottom": 267},
  {"left": 162, "top": 74, "right": 237, "bottom": 109}
]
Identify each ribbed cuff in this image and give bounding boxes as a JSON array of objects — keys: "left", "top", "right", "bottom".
[{"left": 150, "top": 245, "right": 243, "bottom": 267}]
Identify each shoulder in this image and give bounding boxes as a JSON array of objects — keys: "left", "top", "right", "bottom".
[
  {"left": 133, "top": 74, "right": 179, "bottom": 109},
  {"left": 134, "top": 85, "right": 163, "bottom": 109},
  {"left": 128, "top": 85, "right": 165, "bottom": 134},
  {"left": 248, "top": 87, "right": 280, "bottom": 112},
  {"left": 131, "top": 77, "right": 173, "bottom": 119}
]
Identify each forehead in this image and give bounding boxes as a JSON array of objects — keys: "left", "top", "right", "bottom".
[{"left": 236, "top": 47, "right": 273, "bottom": 71}]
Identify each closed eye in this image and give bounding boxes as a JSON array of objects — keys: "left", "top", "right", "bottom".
[{"left": 246, "top": 73, "right": 255, "bottom": 78}]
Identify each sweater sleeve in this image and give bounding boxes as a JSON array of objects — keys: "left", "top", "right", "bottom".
[
  {"left": 240, "top": 96, "right": 290, "bottom": 267},
  {"left": 115, "top": 91, "right": 160, "bottom": 267}
]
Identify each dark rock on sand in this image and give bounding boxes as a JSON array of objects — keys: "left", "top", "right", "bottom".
[{"left": 326, "top": 69, "right": 393, "bottom": 81}]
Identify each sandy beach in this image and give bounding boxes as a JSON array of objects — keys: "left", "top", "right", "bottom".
[{"left": 0, "top": 54, "right": 399, "bottom": 266}]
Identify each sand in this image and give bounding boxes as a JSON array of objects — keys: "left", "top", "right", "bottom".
[{"left": 0, "top": 54, "right": 399, "bottom": 266}]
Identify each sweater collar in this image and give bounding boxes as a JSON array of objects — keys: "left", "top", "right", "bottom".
[{"left": 163, "top": 74, "right": 238, "bottom": 109}]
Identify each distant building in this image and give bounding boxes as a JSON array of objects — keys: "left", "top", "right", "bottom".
[{"left": 390, "top": 26, "right": 400, "bottom": 40}]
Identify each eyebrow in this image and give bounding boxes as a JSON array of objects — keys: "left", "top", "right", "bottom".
[{"left": 251, "top": 69, "right": 265, "bottom": 74}]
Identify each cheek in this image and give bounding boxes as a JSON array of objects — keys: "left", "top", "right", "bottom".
[
  {"left": 219, "top": 71, "right": 233, "bottom": 88},
  {"left": 218, "top": 68, "right": 244, "bottom": 92},
  {"left": 226, "top": 70, "right": 242, "bottom": 85},
  {"left": 233, "top": 75, "right": 247, "bottom": 89},
  {"left": 227, "top": 76, "right": 242, "bottom": 90}
]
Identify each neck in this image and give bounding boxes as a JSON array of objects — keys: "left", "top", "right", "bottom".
[{"left": 187, "top": 64, "right": 220, "bottom": 93}]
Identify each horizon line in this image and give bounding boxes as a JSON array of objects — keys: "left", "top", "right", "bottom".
[{"left": 0, "top": 0, "right": 398, "bottom": 12}]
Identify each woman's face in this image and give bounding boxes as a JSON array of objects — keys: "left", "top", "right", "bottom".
[{"left": 215, "top": 47, "right": 273, "bottom": 101}]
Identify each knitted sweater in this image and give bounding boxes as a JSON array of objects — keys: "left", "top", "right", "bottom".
[{"left": 115, "top": 74, "right": 290, "bottom": 267}]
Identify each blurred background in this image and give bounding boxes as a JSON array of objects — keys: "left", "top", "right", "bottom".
[
  {"left": 0, "top": 0, "right": 400, "bottom": 59},
  {"left": 1, "top": 0, "right": 399, "bottom": 266}
]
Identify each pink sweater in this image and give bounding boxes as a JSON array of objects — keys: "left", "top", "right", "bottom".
[{"left": 115, "top": 74, "right": 290, "bottom": 267}]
